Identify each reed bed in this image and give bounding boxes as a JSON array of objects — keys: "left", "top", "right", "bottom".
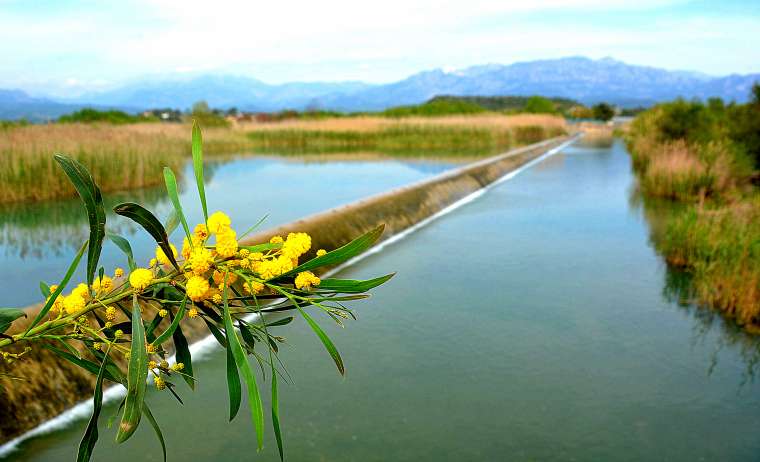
[
  {"left": 627, "top": 100, "right": 760, "bottom": 331},
  {"left": 0, "top": 114, "right": 566, "bottom": 203},
  {"left": 244, "top": 114, "right": 567, "bottom": 154}
]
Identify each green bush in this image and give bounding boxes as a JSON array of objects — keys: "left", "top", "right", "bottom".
[
  {"left": 58, "top": 108, "right": 146, "bottom": 124},
  {"left": 523, "top": 96, "right": 556, "bottom": 114}
]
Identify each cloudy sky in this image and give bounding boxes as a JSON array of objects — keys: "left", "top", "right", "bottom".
[{"left": 2, "top": 0, "right": 759, "bottom": 96}]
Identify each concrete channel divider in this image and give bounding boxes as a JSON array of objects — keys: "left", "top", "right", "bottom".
[{"left": 0, "top": 135, "right": 575, "bottom": 449}]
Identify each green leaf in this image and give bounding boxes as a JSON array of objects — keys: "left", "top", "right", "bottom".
[
  {"left": 116, "top": 295, "right": 149, "bottom": 444},
  {"left": 317, "top": 273, "right": 395, "bottom": 293},
  {"left": 272, "top": 360, "right": 284, "bottom": 461},
  {"left": 77, "top": 348, "right": 110, "bottom": 462},
  {"left": 275, "top": 225, "right": 385, "bottom": 280},
  {"left": 191, "top": 120, "right": 208, "bottom": 223},
  {"left": 266, "top": 316, "right": 294, "bottom": 327},
  {"left": 222, "top": 287, "right": 265, "bottom": 449},
  {"left": 0, "top": 309, "right": 26, "bottom": 334},
  {"left": 107, "top": 232, "right": 136, "bottom": 271},
  {"left": 297, "top": 306, "right": 344, "bottom": 375},
  {"left": 152, "top": 297, "right": 187, "bottom": 347},
  {"left": 164, "top": 210, "right": 180, "bottom": 237},
  {"left": 39, "top": 281, "right": 51, "bottom": 298},
  {"left": 240, "top": 242, "right": 282, "bottom": 253},
  {"left": 172, "top": 318, "right": 194, "bottom": 390},
  {"left": 142, "top": 402, "right": 167, "bottom": 462},
  {"left": 54, "top": 155, "right": 106, "bottom": 287},
  {"left": 113, "top": 202, "right": 179, "bottom": 270},
  {"left": 163, "top": 167, "right": 192, "bottom": 242},
  {"left": 226, "top": 341, "right": 242, "bottom": 421},
  {"left": 25, "top": 241, "right": 87, "bottom": 334}
]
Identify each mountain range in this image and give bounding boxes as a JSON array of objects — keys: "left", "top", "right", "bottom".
[{"left": 3, "top": 57, "right": 759, "bottom": 121}]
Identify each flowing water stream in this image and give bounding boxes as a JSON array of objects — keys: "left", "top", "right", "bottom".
[{"left": 4, "top": 141, "right": 760, "bottom": 460}]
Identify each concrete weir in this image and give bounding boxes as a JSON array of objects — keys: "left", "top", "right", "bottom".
[{"left": 0, "top": 135, "right": 574, "bottom": 449}]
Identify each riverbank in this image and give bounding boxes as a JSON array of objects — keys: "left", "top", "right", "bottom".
[
  {"left": 626, "top": 95, "right": 760, "bottom": 330},
  {"left": 0, "top": 114, "right": 566, "bottom": 203},
  {"left": 0, "top": 136, "right": 570, "bottom": 445}
]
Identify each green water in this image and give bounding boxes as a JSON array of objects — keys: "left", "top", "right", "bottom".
[{"left": 5, "top": 140, "right": 760, "bottom": 460}]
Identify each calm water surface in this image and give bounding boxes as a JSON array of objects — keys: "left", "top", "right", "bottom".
[
  {"left": 0, "top": 155, "right": 458, "bottom": 307},
  {"left": 5, "top": 141, "right": 760, "bottom": 461}
]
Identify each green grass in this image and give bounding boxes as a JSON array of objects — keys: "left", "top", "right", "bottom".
[{"left": 246, "top": 124, "right": 562, "bottom": 155}]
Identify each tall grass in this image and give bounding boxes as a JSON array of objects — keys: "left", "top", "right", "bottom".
[
  {"left": 0, "top": 123, "right": 254, "bottom": 203},
  {"left": 244, "top": 114, "right": 567, "bottom": 154},
  {"left": 657, "top": 198, "right": 760, "bottom": 328},
  {"left": 627, "top": 94, "right": 760, "bottom": 331}
]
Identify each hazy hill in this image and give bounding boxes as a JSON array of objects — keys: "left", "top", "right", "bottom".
[{"left": 2, "top": 57, "right": 759, "bottom": 119}]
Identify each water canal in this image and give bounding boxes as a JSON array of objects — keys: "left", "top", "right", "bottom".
[{"left": 4, "top": 140, "right": 760, "bottom": 461}]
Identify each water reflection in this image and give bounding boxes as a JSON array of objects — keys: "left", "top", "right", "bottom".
[{"left": 632, "top": 184, "right": 760, "bottom": 384}]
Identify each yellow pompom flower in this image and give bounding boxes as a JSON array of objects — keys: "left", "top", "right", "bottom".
[
  {"left": 188, "top": 307, "right": 199, "bottom": 319},
  {"left": 114, "top": 267, "right": 124, "bottom": 278},
  {"left": 243, "top": 281, "right": 265, "bottom": 295},
  {"left": 238, "top": 248, "right": 250, "bottom": 258},
  {"left": 171, "top": 362, "right": 185, "bottom": 371},
  {"left": 212, "top": 270, "right": 237, "bottom": 287},
  {"left": 154, "top": 376, "right": 166, "bottom": 391},
  {"left": 194, "top": 223, "right": 209, "bottom": 240},
  {"left": 295, "top": 271, "right": 321, "bottom": 290},
  {"left": 186, "top": 276, "right": 210, "bottom": 301},
  {"left": 71, "top": 283, "right": 90, "bottom": 300},
  {"left": 207, "top": 211, "right": 231, "bottom": 234},
  {"left": 269, "top": 235, "right": 283, "bottom": 244},
  {"left": 105, "top": 306, "right": 117, "bottom": 321},
  {"left": 158, "top": 309, "right": 168, "bottom": 318},
  {"left": 146, "top": 343, "right": 157, "bottom": 354},
  {"left": 316, "top": 249, "right": 327, "bottom": 257},
  {"left": 212, "top": 293, "right": 222, "bottom": 304},
  {"left": 92, "top": 275, "right": 113, "bottom": 293},
  {"left": 155, "top": 244, "right": 178, "bottom": 266},
  {"left": 63, "top": 294, "right": 86, "bottom": 314},
  {"left": 215, "top": 229, "right": 238, "bottom": 258},
  {"left": 188, "top": 247, "right": 214, "bottom": 275},
  {"left": 282, "top": 232, "right": 311, "bottom": 259},
  {"left": 129, "top": 268, "right": 153, "bottom": 291}
]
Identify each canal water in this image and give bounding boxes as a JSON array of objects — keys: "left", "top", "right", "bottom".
[
  {"left": 0, "top": 155, "right": 459, "bottom": 308},
  {"left": 5, "top": 140, "right": 760, "bottom": 460}
]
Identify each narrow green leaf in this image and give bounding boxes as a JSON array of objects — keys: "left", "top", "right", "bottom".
[
  {"left": 116, "top": 295, "right": 149, "bottom": 443},
  {"left": 275, "top": 225, "right": 385, "bottom": 280},
  {"left": 191, "top": 120, "right": 208, "bottom": 223},
  {"left": 164, "top": 210, "right": 180, "bottom": 237},
  {"left": 113, "top": 202, "right": 179, "bottom": 270},
  {"left": 271, "top": 357, "right": 284, "bottom": 461},
  {"left": 0, "top": 309, "right": 26, "bottom": 334},
  {"left": 142, "top": 402, "right": 167, "bottom": 462},
  {"left": 152, "top": 297, "right": 186, "bottom": 347},
  {"left": 223, "top": 286, "right": 265, "bottom": 449},
  {"left": 266, "top": 316, "right": 294, "bottom": 327},
  {"left": 39, "top": 281, "right": 51, "bottom": 298},
  {"left": 163, "top": 167, "right": 192, "bottom": 242},
  {"left": 239, "top": 214, "right": 269, "bottom": 240},
  {"left": 54, "top": 155, "right": 106, "bottom": 287},
  {"left": 107, "top": 232, "right": 136, "bottom": 271},
  {"left": 297, "top": 306, "right": 344, "bottom": 375},
  {"left": 77, "top": 348, "right": 110, "bottom": 462},
  {"left": 240, "top": 242, "right": 282, "bottom": 253},
  {"left": 25, "top": 240, "right": 87, "bottom": 334},
  {"left": 317, "top": 273, "right": 395, "bottom": 294},
  {"left": 172, "top": 319, "right": 194, "bottom": 390},
  {"left": 226, "top": 341, "right": 242, "bottom": 421}
]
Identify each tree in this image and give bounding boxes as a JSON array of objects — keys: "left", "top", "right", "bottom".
[
  {"left": 191, "top": 100, "right": 210, "bottom": 115},
  {"left": 523, "top": 96, "right": 556, "bottom": 114},
  {"left": 592, "top": 103, "right": 615, "bottom": 122}
]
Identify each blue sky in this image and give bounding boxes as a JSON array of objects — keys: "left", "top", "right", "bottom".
[{"left": 1, "top": 0, "right": 759, "bottom": 96}]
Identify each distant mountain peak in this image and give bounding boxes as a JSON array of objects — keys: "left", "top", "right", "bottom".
[{"left": 3, "top": 56, "right": 759, "bottom": 120}]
